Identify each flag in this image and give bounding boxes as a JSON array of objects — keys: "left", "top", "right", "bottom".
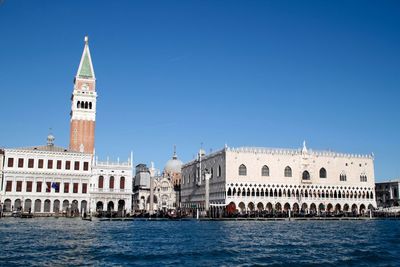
[{"left": 51, "top": 182, "right": 59, "bottom": 190}]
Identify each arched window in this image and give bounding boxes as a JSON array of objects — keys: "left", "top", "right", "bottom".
[
  {"left": 319, "top": 168, "right": 327, "bottom": 178},
  {"left": 120, "top": 177, "right": 125, "bottom": 189},
  {"left": 239, "top": 164, "right": 247, "bottom": 176},
  {"left": 77, "top": 101, "right": 80, "bottom": 109},
  {"left": 89, "top": 102, "right": 92, "bottom": 109},
  {"left": 302, "top": 171, "right": 310, "bottom": 180},
  {"left": 98, "top": 176, "right": 104, "bottom": 189},
  {"left": 261, "top": 165, "right": 269, "bottom": 176},
  {"left": 284, "top": 166, "right": 292, "bottom": 177},
  {"left": 210, "top": 168, "right": 214, "bottom": 178},
  {"left": 85, "top": 102, "right": 88, "bottom": 109},
  {"left": 109, "top": 176, "right": 114, "bottom": 189},
  {"left": 340, "top": 172, "right": 347, "bottom": 181},
  {"left": 217, "top": 165, "right": 221, "bottom": 177},
  {"left": 360, "top": 174, "right": 367, "bottom": 182}
]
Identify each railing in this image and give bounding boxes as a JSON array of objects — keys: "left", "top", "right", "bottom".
[{"left": 91, "top": 188, "right": 131, "bottom": 193}]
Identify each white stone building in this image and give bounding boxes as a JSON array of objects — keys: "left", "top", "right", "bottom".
[
  {"left": 0, "top": 136, "right": 92, "bottom": 215},
  {"left": 181, "top": 143, "right": 376, "bottom": 216},
  {"left": 91, "top": 155, "right": 133, "bottom": 215},
  {"left": 132, "top": 149, "right": 182, "bottom": 213}
]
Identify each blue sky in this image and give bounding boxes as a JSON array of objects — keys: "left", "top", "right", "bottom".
[{"left": 0, "top": 1, "right": 399, "bottom": 180}]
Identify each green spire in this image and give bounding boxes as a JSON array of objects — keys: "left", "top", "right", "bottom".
[
  {"left": 77, "top": 36, "right": 95, "bottom": 79},
  {"left": 78, "top": 51, "right": 93, "bottom": 78}
]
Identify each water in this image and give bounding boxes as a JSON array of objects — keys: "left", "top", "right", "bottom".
[{"left": 0, "top": 218, "right": 399, "bottom": 266}]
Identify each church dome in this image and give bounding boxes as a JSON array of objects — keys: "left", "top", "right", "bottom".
[{"left": 164, "top": 146, "right": 183, "bottom": 174}]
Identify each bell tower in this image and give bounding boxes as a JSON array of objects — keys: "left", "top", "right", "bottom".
[{"left": 69, "top": 36, "right": 97, "bottom": 154}]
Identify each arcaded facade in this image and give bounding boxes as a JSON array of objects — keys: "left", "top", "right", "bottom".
[{"left": 181, "top": 143, "right": 376, "bottom": 215}]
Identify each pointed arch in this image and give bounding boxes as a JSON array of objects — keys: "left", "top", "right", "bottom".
[
  {"left": 284, "top": 166, "right": 292, "bottom": 177},
  {"left": 261, "top": 165, "right": 270, "bottom": 176},
  {"left": 239, "top": 164, "right": 247, "bottom": 176},
  {"left": 319, "top": 168, "right": 327, "bottom": 178}
]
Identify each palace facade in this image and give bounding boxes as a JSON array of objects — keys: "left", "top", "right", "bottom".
[{"left": 181, "top": 143, "right": 376, "bottom": 216}]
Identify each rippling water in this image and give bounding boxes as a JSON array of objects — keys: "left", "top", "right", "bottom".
[{"left": 0, "top": 218, "right": 399, "bottom": 266}]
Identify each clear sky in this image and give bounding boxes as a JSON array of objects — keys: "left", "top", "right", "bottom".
[{"left": 0, "top": 1, "right": 399, "bottom": 181}]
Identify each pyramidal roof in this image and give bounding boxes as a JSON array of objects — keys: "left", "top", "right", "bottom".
[{"left": 76, "top": 36, "right": 95, "bottom": 79}]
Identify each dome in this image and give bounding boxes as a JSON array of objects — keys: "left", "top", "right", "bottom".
[{"left": 164, "top": 146, "right": 183, "bottom": 174}]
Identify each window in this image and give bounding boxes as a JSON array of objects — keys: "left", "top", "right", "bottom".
[
  {"left": 28, "top": 159, "right": 34, "bottom": 168},
  {"left": 340, "top": 173, "right": 347, "bottom": 181},
  {"left": 36, "top": 182, "right": 42, "bottom": 192},
  {"left": 360, "top": 175, "right": 367, "bottom": 182},
  {"left": 284, "top": 166, "right": 292, "bottom": 177},
  {"left": 262, "top": 165, "right": 270, "bottom": 176},
  {"left": 6, "top": 181, "right": 12, "bottom": 192},
  {"left": 239, "top": 164, "right": 247, "bottom": 176},
  {"left": 82, "top": 183, "right": 87, "bottom": 194},
  {"left": 74, "top": 161, "right": 80, "bottom": 170},
  {"left": 7, "top": 158, "right": 14, "bottom": 167},
  {"left": 64, "top": 183, "right": 69, "bottom": 193},
  {"left": 55, "top": 182, "right": 60, "bottom": 193},
  {"left": 38, "top": 159, "right": 44, "bottom": 169},
  {"left": 217, "top": 165, "right": 221, "bottom": 177},
  {"left": 109, "top": 176, "right": 114, "bottom": 189},
  {"left": 46, "top": 182, "right": 51, "bottom": 193},
  {"left": 57, "top": 160, "right": 62, "bottom": 169},
  {"left": 319, "top": 168, "right": 327, "bottom": 178},
  {"left": 83, "top": 162, "right": 89, "bottom": 171},
  {"left": 65, "top": 161, "right": 71, "bottom": 170},
  {"left": 26, "top": 181, "right": 32, "bottom": 192},
  {"left": 18, "top": 158, "right": 24, "bottom": 168},
  {"left": 98, "top": 176, "right": 104, "bottom": 189},
  {"left": 302, "top": 171, "right": 310, "bottom": 180},
  {"left": 73, "top": 183, "right": 78, "bottom": 193},
  {"left": 16, "top": 181, "right": 22, "bottom": 192},
  {"left": 48, "top": 160, "right": 53, "bottom": 169},
  {"left": 120, "top": 177, "right": 125, "bottom": 189}
]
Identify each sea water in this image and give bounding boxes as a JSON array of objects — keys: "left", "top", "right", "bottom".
[{"left": 0, "top": 218, "right": 399, "bottom": 266}]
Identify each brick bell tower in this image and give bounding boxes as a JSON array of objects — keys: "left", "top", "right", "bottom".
[{"left": 69, "top": 36, "right": 97, "bottom": 154}]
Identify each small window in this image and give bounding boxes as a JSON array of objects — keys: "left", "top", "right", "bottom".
[
  {"left": 217, "top": 165, "right": 221, "bottom": 177},
  {"left": 48, "top": 160, "right": 53, "bottom": 169},
  {"left": 16, "top": 181, "right": 22, "bottom": 192},
  {"left": 239, "top": 164, "right": 247, "bottom": 176},
  {"left": 26, "top": 181, "right": 32, "bottom": 192},
  {"left": 319, "top": 168, "right": 327, "bottom": 178},
  {"left": 57, "top": 160, "right": 62, "bottom": 170},
  {"left": 46, "top": 182, "right": 51, "bottom": 193},
  {"left": 82, "top": 183, "right": 87, "bottom": 194},
  {"left": 73, "top": 183, "right": 78, "bottom": 193},
  {"left": 109, "top": 176, "right": 114, "bottom": 189},
  {"left": 36, "top": 182, "right": 42, "bottom": 192},
  {"left": 74, "top": 161, "right": 80, "bottom": 171},
  {"left": 54, "top": 182, "right": 60, "bottom": 193},
  {"left": 6, "top": 181, "right": 12, "bottom": 192},
  {"left": 38, "top": 159, "right": 44, "bottom": 169},
  {"left": 7, "top": 158, "right": 14, "bottom": 167},
  {"left": 284, "top": 166, "right": 292, "bottom": 177},
  {"left": 98, "top": 176, "right": 104, "bottom": 189},
  {"left": 302, "top": 170, "right": 310, "bottom": 180},
  {"left": 340, "top": 173, "right": 347, "bottom": 181},
  {"left": 83, "top": 162, "right": 89, "bottom": 171},
  {"left": 65, "top": 161, "right": 71, "bottom": 170},
  {"left": 120, "top": 177, "right": 125, "bottom": 189},
  {"left": 262, "top": 165, "right": 270, "bottom": 176},
  {"left": 28, "top": 159, "right": 34, "bottom": 168},
  {"left": 360, "top": 175, "right": 367, "bottom": 182},
  {"left": 64, "top": 183, "right": 69, "bottom": 193},
  {"left": 18, "top": 158, "right": 24, "bottom": 168}
]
